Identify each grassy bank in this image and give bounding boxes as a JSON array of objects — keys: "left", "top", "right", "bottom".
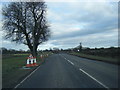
[
  {"left": 69, "top": 52, "right": 119, "bottom": 65},
  {"left": 2, "top": 52, "right": 51, "bottom": 88}
]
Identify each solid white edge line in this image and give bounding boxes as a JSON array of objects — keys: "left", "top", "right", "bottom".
[
  {"left": 14, "top": 65, "right": 41, "bottom": 89},
  {"left": 79, "top": 68, "right": 109, "bottom": 89}
]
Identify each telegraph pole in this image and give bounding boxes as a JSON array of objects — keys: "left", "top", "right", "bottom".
[{"left": 79, "top": 42, "right": 82, "bottom": 52}]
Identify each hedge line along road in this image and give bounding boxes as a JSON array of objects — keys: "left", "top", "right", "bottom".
[{"left": 15, "top": 53, "right": 119, "bottom": 89}]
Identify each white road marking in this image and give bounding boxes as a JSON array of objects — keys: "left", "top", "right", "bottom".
[
  {"left": 60, "top": 54, "right": 109, "bottom": 89},
  {"left": 70, "top": 61, "right": 74, "bottom": 65},
  {"left": 14, "top": 65, "right": 41, "bottom": 89},
  {"left": 67, "top": 60, "right": 74, "bottom": 65},
  {"left": 79, "top": 68, "right": 109, "bottom": 89},
  {"left": 61, "top": 55, "right": 74, "bottom": 66}
]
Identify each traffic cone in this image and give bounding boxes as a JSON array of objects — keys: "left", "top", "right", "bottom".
[
  {"left": 40, "top": 54, "right": 44, "bottom": 62},
  {"left": 26, "top": 57, "right": 30, "bottom": 67},
  {"left": 33, "top": 57, "right": 38, "bottom": 66},
  {"left": 30, "top": 57, "right": 34, "bottom": 66},
  {"left": 40, "top": 54, "right": 43, "bottom": 59}
]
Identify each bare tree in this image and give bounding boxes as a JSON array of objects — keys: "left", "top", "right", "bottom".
[{"left": 2, "top": 2, "right": 50, "bottom": 56}]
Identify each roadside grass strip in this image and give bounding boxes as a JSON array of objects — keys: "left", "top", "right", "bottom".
[
  {"left": 70, "top": 52, "right": 118, "bottom": 65},
  {"left": 2, "top": 52, "right": 51, "bottom": 88}
]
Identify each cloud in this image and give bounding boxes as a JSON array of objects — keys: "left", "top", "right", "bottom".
[
  {"left": 43, "top": 1, "right": 118, "bottom": 49},
  {"left": 0, "top": 4, "right": 2, "bottom": 48},
  {"left": 1, "top": 40, "right": 29, "bottom": 50},
  {"left": 0, "top": 4, "right": 2, "bottom": 14},
  {"left": 0, "top": 1, "right": 118, "bottom": 50},
  {"left": 47, "top": 2, "right": 118, "bottom": 40},
  {"left": 45, "top": 0, "right": 119, "bottom": 2},
  {"left": 48, "top": 28, "right": 118, "bottom": 49}
]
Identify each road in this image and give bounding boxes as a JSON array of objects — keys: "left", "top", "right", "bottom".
[{"left": 16, "top": 53, "right": 119, "bottom": 89}]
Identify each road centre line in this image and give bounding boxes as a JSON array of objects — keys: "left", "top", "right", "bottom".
[
  {"left": 61, "top": 55, "right": 74, "bottom": 66},
  {"left": 67, "top": 60, "right": 74, "bottom": 65},
  {"left": 14, "top": 65, "right": 41, "bottom": 89},
  {"left": 79, "top": 68, "right": 109, "bottom": 89},
  {"left": 61, "top": 54, "right": 109, "bottom": 89}
]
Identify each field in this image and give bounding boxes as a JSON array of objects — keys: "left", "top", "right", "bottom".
[
  {"left": 2, "top": 52, "right": 51, "bottom": 88},
  {"left": 70, "top": 52, "right": 119, "bottom": 64}
]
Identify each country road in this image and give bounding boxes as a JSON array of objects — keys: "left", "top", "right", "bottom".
[{"left": 15, "top": 53, "right": 119, "bottom": 89}]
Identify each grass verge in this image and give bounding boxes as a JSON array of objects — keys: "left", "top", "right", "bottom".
[
  {"left": 2, "top": 52, "right": 51, "bottom": 88},
  {"left": 69, "top": 52, "right": 119, "bottom": 65}
]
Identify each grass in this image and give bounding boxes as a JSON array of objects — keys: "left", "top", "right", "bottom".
[
  {"left": 13, "top": 54, "right": 29, "bottom": 56},
  {"left": 69, "top": 52, "right": 119, "bottom": 65},
  {"left": 2, "top": 52, "right": 52, "bottom": 88}
]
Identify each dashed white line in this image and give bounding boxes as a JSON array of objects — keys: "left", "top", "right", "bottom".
[
  {"left": 61, "top": 55, "right": 74, "bottom": 66},
  {"left": 14, "top": 65, "right": 41, "bottom": 89},
  {"left": 79, "top": 68, "right": 109, "bottom": 89},
  {"left": 70, "top": 61, "right": 74, "bottom": 65},
  {"left": 67, "top": 60, "right": 74, "bottom": 65},
  {"left": 60, "top": 54, "right": 109, "bottom": 89}
]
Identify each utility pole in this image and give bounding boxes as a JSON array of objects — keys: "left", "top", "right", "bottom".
[{"left": 79, "top": 42, "right": 82, "bottom": 52}]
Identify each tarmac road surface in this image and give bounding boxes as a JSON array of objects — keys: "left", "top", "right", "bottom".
[{"left": 16, "top": 53, "right": 119, "bottom": 89}]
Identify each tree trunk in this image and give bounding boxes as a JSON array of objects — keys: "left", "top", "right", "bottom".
[
  {"left": 32, "top": 46, "right": 37, "bottom": 57},
  {"left": 32, "top": 36, "right": 38, "bottom": 57},
  {"left": 33, "top": 36, "right": 36, "bottom": 57},
  {"left": 29, "top": 46, "right": 37, "bottom": 57}
]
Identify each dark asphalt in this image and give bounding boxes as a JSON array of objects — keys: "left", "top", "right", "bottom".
[{"left": 16, "top": 53, "right": 119, "bottom": 88}]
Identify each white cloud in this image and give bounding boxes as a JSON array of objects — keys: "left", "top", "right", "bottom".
[
  {"left": 0, "top": 1, "right": 118, "bottom": 50},
  {"left": 47, "top": 1, "right": 117, "bottom": 38},
  {"left": 0, "top": 4, "right": 2, "bottom": 14},
  {"left": 1, "top": 39, "right": 29, "bottom": 50},
  {"left": 0, "top": 4, "right": 2, "bottom": 48},
  {"left": 34, "top": 2, "right": 118, "bottom": 50},
  {"left": 46, "top": 28, "right": 118, "bottom": 49},
  {"left": 45, "top": 0, "right": 119, "bottom": 2},
  {"left": 50, "top": 22, "right": 82, "bottom": 36},
  {"left": 1, "top": 0, "right": 119, "bottom": 3}
]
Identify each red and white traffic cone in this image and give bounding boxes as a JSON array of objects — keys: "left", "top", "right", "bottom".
[
  {"left": 30, "top": 57, "right": 34, "bottom": 66},
  {"left": 33, "top": 57, "right": 38, "bottom": 66},
  {"left": 26, "top": 57, "right": 30, "bottom": 67}
]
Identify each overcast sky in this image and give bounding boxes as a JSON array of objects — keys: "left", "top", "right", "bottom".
[{"left": 0, "top": 0, "right": 118, "bottom": 50}]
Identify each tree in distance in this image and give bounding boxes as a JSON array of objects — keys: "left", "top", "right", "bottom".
[{"left": 2, "top": 1, "right": 51, "bottom": 56}]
